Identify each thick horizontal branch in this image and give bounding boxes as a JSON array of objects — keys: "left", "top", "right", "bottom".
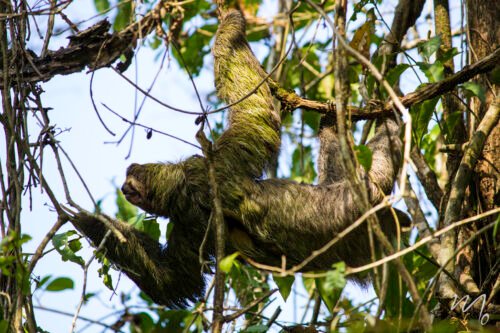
[
  {"left": 0, "top": 1, "right": 168, "bottom": 85},
  {"left": 271, "top": 47, "right": 500, "bottom": 119}
]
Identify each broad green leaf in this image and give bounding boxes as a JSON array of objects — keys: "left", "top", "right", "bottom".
[
  {"left": 113, "top": 0, "right": 132, "bottom": 32},
  {"left": 438, "top": 47, "right": 459, "bottom": 63},
  {"left": 219, "top": 252, "right": 240, "bottom": 273},
  {"left": 303, "top": 111, "right": 321, "bottom": 133},
  {"left": 385, "top": 63, "right": 410, "bottom": 86},
  {"left": 325, "top": 262, "right": 346, "bottom": 289},
  {"left": 129, "top": 214, "right": 160, "bottom": 241},
  {"left": 93, "top": 0, "right": 109, "bottom": 13},
  {"left": 52, "top": 231, "right": 85, "bottom": 267},
  {"left": 410, "top": 96, "right": 439, "bottom": 146},
  {"left": 52, "top": 230, "right": 76, "bottom": 248},
  {"left": 36, "top": 275, "right": 52, "bottom": 290},
  {"left": 291, "top": 145, "right": 317, "bottom": 183},
  {"left": 166, "top": 221, "right": 174, "bottom": 239},
  {"left": 421, "top": 123, "right": 441, "bottom": 170},
  {"left": 316, "top": 262, "right": 346, "bottom": 313},
  {"left": 272, "top": 274, "right": 295, "bottom": 301},
  {"left": 45, "top": 277, "right": 74, "bottom": 292},
  {"left": 173, "top": 24, "right": 217, "bottom": 76},
  {"left": 354, "top": 144, "right": 373, "bottom": 172},
  {"left": 491, "top": 66, "right": 500, "bottom": 84},
  {"left": 229, "top": 264, "right": 269, "bottom": 307},
  {"left": 0, "top": 320, "right": 8, "bottom": 333},
  {"left": 302, "top": 276, "right": 316, "bottom": 296},
  {"left": 417, "top": 61, "right": 445, "bottom": 82},
  {"left": 96, "top": 253, "right": 114, "bottom": 290},
  {"left": 182, "top": 0, "right": 211, "bottom": 22},
  {"left": 131, "top": 312, "right": 154, "bottom": 333},
  {"left": 317, "top": 74, "right": 334, "bottom": 100},
  {"left": 411, "top": 251, "right": 438, "bottom": 292},
  {"left": 0, "top": 232, "right": 31, "bottom": 249},
  {"left": 461, "top": 82, "right": 486, "bottom": 103},
  {"left": 384, "top": 262, "right": 416, "bottom": 319},
  {"left": 418, "top": 36, "right": 441, "bottom": 59},
  {"left": 84, "top": 293, "right": 96, "bottom": 302},
  {"left": 116, "top": 188, "right": 137, "bottom": 221}
]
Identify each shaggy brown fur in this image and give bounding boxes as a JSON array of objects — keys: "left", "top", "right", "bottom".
[{"left": 72, "top": 10, "right": 408, "bottom": 308}]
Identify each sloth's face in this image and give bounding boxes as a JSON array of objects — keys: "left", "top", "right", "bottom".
[{"left": 121, "top": 163, "right": 151, "bottom": 212}]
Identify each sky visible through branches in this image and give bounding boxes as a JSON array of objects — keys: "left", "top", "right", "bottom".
[{"left": 13, "top": 0, "right": 467, "bottom": 331}]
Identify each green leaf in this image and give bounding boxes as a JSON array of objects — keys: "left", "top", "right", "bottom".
[
  {"left": 417, "top": 61, "right": 445, "bottom": 82},
  {"left": 461, "top": 82, "right": 486, "bottom": 103},
  {"left": 52, "top": 230, "right": 75, "bottom": 248},
  {"left": 93, "top": 0, "right": 110, "bottom": 13},
  {"left": 166, "top": 222, "right": 174, "bottom": 239},
  {"left": 417, "top": 36, "right": 441, "bottom": 59},
  {"left": 490, "top": 65, "right": 500, "bottom": 84},
  {"left": 410, "top": 96, "right": 439, "bottom": 146},
  {"left": 45, "top": 277, "right": 74, "bottom": 292},
  {"left": 291, "top": 145, "right": 317, "bottom": 183},
  {"left": 181, "top": 0, "right": 211, "bottom": 21},
  {"left": 113, "top": 0, "right": 132, "bottom": 31},
  {"left": 272, "top": 274, "right": 295, "bottom": 301},
  {"left": 316, "top": 262, "right": 346, "bottom": 313},
  {"left": 173, "top": 24, "right": 217, "bottom": 76},
  {"left": 131, "top": 312, "right": 154, "bottom": 333},
  {"left": 303, "top": 111, "right": 321, "bottom": 133},
  {"left": 354, "top": 144, "right": 373, "bottom": 172},
  {"left": 96, "top": 253, "right": 114, "bottom": 290},
  {"left": 36, "top": 275, "right": 52, "bottom": 290},
  {"left": 385, "top": 63, "right": 410, "bottom": 86},
  {"left": 116, "top": 188, "right": 138, "bottom": 221},
  {"left": 384, "top": 263, "right": 414, "bottom": 318},
  {"left": 52, "top": 231, "right": 85, "bottom": 267},
  {"left": 84, "top": 293, "right": 96, "bottom": 302},
  {"left": 219, "top": 252, "right": 240, "bottom": 273},
  {"left": 302, "top": 277, "right": 316, "bottom": 296},
  {"left": 439, "top": 47, "right": 459, "bottom": 63},
  {"left": 0, "top": 320, "right": 8, "bottom": 333},
  {"left": 421, "top": 124, "right": 441, "bottom": 170},
  {"left": 129, "top": 214, "right": 160, "bottom": 241},
  {"left": 229, "top": 264, "right": 269, "bottom": 306}
]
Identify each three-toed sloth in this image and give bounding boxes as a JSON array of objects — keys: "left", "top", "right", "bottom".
[{"left": 73, "top": 9, "right": 408, "bottom": 308}]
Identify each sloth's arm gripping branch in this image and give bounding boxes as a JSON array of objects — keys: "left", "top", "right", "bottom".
[
  {"left": 71, "top": 212, "right": 204, "bottom": 308},
  {"left": 212, "top": 10, "right": 281, "bottom": 178}
]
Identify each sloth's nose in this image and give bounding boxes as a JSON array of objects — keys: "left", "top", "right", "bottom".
[{"left": 121, "top": 181, "right": 136, "bottom": 196}]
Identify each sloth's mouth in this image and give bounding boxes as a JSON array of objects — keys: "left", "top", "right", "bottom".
[{"left": 121, "top": 181, "right": 142, "bottom": 205}]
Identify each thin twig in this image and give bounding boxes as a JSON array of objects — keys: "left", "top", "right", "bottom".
[{"left": 223, "top": 289, "right": 277, "bottom": 323}]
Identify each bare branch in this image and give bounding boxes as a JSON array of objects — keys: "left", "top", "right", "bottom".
[
  {"left": 270, "top": 47, "right": 500, "bottom": 119},
  {"left": 0, "top": 0, "right": 170, "bottom": 85}
]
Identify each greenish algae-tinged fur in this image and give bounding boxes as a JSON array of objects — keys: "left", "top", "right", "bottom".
[{"left": 72, "top": 9, "right": 408, "bottom": 308}]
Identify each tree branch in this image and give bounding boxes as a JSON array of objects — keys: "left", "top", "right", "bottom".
[
  {"left": 438, "top": 96, "right": 500, "bottom": 299},
  {"left": 0, "top": 0, "right": 170, "bottom": 85},
  {"left": 270, "top": 47, "right": 500, "bottom": 119}
]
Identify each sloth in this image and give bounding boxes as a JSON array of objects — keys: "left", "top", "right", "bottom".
[{"left": 72, "top": 9, "right": 407, "bottom": 308}]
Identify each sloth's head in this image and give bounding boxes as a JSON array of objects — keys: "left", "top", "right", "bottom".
[{"left": 122, "top": 163, "right": 185, "bottom": 217}]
